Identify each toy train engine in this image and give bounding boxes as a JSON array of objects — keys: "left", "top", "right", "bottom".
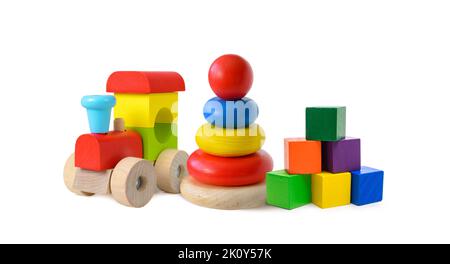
[{"left": 63, "top": 72, "right": 189, "bottom": 207}]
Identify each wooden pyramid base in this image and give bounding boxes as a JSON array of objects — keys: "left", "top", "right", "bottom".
[{"left": 180, "top": 176, "right": 266, "bottom": 210}]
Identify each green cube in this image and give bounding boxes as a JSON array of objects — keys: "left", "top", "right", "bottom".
[
  {"left": 306, "top": 106, "right": 346, "bottom": 141},
  {"left": 266, "top": 170, "right": 311, "bottom": 210},
  {"left": 127, "top": 124, "right": 177, "bottom": 161}
]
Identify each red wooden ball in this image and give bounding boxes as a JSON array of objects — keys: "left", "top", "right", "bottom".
[{"left": 208, "top": 54, "right": 254, "bottom": 100}]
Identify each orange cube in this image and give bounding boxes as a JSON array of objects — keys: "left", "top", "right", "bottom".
[{"left": 284, "top": 138, "right": 321, "bottom": 174}]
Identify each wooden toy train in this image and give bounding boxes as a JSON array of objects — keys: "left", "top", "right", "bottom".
[{"left": 63, "top": 71, "right": 188, "bottom": 207}]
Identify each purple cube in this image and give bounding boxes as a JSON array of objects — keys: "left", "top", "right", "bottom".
[{"left": 322, "top": 137, "right": 361, "bottom": 173}]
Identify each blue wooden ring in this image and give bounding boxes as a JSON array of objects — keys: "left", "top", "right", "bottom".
[{"left": 203, "top": 97, "right": 259, "bottom": 128}]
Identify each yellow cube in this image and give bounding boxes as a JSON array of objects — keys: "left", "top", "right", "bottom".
[
  {"left": 114, "top": 93, "right": 178, "bottom": 128},
  {"left": 312, "top": 171, "right": 351, "bottom": 209}
]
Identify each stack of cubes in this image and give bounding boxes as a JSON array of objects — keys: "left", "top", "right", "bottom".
[
  {"left": 106, "top": 71, "right": 185, "bottom": 162},
  {"left": 266, "top": 106, "right": 384, "bottom": 209},
  {"left": 188, "top": 55, "right": 273, "bottom": 189}
]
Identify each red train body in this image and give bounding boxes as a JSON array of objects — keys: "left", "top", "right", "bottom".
[{"left": 75, "top": 131, "right": 142, "bottom": 171}]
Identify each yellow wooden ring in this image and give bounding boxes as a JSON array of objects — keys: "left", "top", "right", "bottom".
[{"left": 195, "top": 123, "right": 265, "bottom": 157}]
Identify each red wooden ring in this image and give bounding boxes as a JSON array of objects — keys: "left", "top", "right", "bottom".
[{"left": 187, "top": 149, "right": 273, "bottom": 186}]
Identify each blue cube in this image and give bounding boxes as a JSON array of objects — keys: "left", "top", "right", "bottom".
[{"left": 350, "top": 166, "right": 384, "bottom": 206}]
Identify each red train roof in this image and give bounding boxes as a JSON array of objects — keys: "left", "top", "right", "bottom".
[{"left": 106, "top": 71, "right": 185, "bottom": 94}]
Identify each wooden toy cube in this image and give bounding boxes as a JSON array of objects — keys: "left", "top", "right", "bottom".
[
  {"left": 127, "top": 124, "right": 177, "bottom": 161},
  {"left": 266, "top": 170, "right": 311, "bottom": 210},
  {"left": 114, "top": 93, "right": 178, "bottom": 128},
  {"left": 306, "top": 107, "right": 346, "bottom": 141},
  {"left": 284, "top": 138, "right": 321, "bottom": 174},
  {"left": 322, "top": 137, "right": 361, "bottom": 173},
  {"left": 351, "top": 166, "right": 384, "bottom": 206},
  {"left": 312, "top": 171, "right": 351, "bottom": 209}
]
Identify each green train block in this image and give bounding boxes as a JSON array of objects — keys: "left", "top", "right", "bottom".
[
  {"left": 266, "top": 170, "right": 311, "bottom": 210},
  {"left": 127, "top": 124, "right": 177, "bottom": 161},
  {"left": 306, "top": 106, "right": 346, "bottom": 141}
]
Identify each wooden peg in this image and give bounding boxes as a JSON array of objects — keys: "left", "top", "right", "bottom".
[{"left": 114, "top": 118, "right": 125, "bottom": 132}]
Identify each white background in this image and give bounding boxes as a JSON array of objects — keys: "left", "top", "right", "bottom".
[{"left": 0, "top": 0, "right": 449, "bottom": 243}]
